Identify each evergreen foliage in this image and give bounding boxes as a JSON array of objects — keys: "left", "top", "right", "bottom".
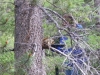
[{"left": 0, "top": 0, "right": 100, "bottom": 75}]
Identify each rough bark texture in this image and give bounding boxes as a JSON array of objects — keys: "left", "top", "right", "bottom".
[
  {"left": 94, "top": 0, "right": 100, "bottom": 24},
  {"left": 14, "top": 0, "right": 45, "bottom": 75},
  {"left": 94, "top": 0, "right": 100, "bottom": 32}
]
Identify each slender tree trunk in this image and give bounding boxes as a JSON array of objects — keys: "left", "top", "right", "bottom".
[
  {"left": 14, "top": 0, "right": 45, "bottom": 75},
  {"left": 94, "top": 0, "right": 100, "bottom": 32},
  {"left": 94, "top": 0, "right": 100, "bottom": 24}
]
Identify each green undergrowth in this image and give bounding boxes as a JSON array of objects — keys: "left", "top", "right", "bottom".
[
  {"left": 45, "top": 54, "right": 65, "bottom": 75},
  {"left": 87, "top": 34, "right": 100, "bottom": 49}
]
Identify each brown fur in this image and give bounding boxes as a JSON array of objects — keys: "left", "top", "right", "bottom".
[{"left": 42, "top": 37, "right": 54, "bottom": 49}]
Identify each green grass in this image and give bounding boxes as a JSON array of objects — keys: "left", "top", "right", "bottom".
[
  {"left": 0, "top": 34, "right": 14, "bottom": 75},
  {"left": 0, "top": 52, "right": 15, "bottom": 75},
  {"left": 87, "top": 34, "right": 100, "bottom": 49},
  {"left": 45, "top": 55, "right": 65, "bottom": 75}
]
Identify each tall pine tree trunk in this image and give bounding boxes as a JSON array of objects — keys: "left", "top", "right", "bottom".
[
  {"left": 94, "top": 0, "right": 100, "bottom": 24},
  {"left": 14, "top": 0, "right": 45, "bottom": 75},
  {"left": 94, "top": 0, "right": 100, "bottom": 32}
]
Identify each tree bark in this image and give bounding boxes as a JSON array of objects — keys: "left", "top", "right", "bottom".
[
  {"left": 94, "top": 0, "right": 100, "bottom": 24},
  {"left": 14, "top": 0, "right": 45, "bottom": 75},
  {"left": 94, "top": 0, "right": 100, "bottom": 32}
]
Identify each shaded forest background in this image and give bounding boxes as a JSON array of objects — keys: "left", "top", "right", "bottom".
[{"left": 0, "top": 0, "right": 100, "bottom": 75}]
